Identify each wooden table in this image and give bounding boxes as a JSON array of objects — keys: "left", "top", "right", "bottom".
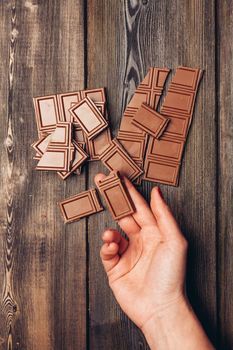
[{"left": 0, "top": 1, "right": 232, "bottom": 349}]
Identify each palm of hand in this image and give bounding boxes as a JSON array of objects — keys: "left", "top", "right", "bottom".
[{"left": 108, "top": 226, "right": 186, "bottom": 328}]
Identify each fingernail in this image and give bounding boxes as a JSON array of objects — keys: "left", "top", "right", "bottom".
[{"left": 157, "top": 187, "right": 164, "bottom": 199}]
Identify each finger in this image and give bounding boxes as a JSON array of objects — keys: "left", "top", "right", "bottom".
[
  {"left": 123, "top": 176, "right": 157, "bottom": 227},
  {"left": 102, "top": 229, "right": 129, "bottom": 255},
  {"left": 150, "top": 187, "right": 185, "bottom": 242},
  {"left": 95, "top": 173, "right": 140, "bottom": 237},
  {"left": 100, "top": 242, "right": 120, "bottom": 272}
]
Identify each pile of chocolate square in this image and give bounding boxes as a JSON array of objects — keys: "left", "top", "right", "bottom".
[{"left": 32, "top": 66, "right": 203, "bottom": 222}]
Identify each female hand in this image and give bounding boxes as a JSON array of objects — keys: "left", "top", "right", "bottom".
[
  {"left": 94, "top": 174, "right": 214, "bottom": 350},
  {"left": 95, "top": 173, "right": 188, "bottom": 329}
]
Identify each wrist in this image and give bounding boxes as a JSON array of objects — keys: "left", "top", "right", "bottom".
[{"left": 141, "top": 296, "right": 214, "bottom": 350}]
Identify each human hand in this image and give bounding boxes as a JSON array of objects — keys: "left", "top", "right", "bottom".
[
  {"left": 94, "top": 173, "right": 188, "bottom": 329},
  {"left": 95, "top": 174, "right": 214, "bottom": 349}
]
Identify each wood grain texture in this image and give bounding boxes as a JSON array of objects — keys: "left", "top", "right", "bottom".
[
  {"left": 0, "top": 0, "right": 232, "bottom": 349},
  {"left": 217, "top": 1, "right": 233, "bottom": 349},
  {"left": 87, "top": 0, "right": 217, "bottom": 349},
  {"left": 86, "top": 2, "right": 147, "bottom": 349},
  {"left": 0, "top": 1, "right": 86, "bottom": 349}
]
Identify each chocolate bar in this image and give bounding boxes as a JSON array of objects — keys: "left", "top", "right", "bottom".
[
  {"left": 59, "top": 188, "right": 103, "bottom": 223},
  {"left": 161, "top": 67, "right": 203, "bottom": 139},
  {"left": 36, "top": 122, "right": 74, "bottom": 172},
  {"left": 57, "top": 140, "right": 88, "bottom": 180},
  {"left": 33, "top": 95, "right": 60, "bottom": 135},
  {"left": 100, "top": 139, "right": 143, "bottom": 182},
  {"left": 143, "top": 66, "right": 203, "bottom": 186},
  {"left": 131, "top": 103, "right": 170, "bottom": 138},
  {"left": 96, "top": 171, "right": 135, "bottom": 220},
  {"left": 69, "top": 97, "right": 108, "bottom": 140}
]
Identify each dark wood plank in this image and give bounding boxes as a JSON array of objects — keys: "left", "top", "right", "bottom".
[
  {"left": 217, "top": 1, "right": 233, "bottom": 349},
  {"left": 0, "top": 1, "right": 86, "bottom": 349},
  {"left": 0, "top": 2, "right": 13, "bottom": 348},
  {"left": 87, "top": 0, "right": 217, "bottom": 348},
  {"left": 87, "top": 1, "right": 148, "bottom": 349}
]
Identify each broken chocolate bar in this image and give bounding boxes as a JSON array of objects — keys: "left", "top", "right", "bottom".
[
  {"left": 143, "top": 66, "right": 203, "bottom": 186},
  {"left": 117, "top": 67, "right": 170, "bottom": 166}
]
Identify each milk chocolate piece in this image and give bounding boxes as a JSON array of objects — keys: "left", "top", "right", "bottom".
[
  {"left": 144, "top": 159, "right": 180, "bottom": 186},
  {"left": 96, "top": 171, "right": 135, "bottom": 220},
  {"left": 32, "top": 134, "right": 52, "bottom": 156},
  {"left": 57, "top": 140, "right": 88, "bottom": 180},
  {"left": 131, "top": 103, "right": 169, "bottom": 138},
  {"left": 59, "top": 188, "right": 103, "bottom": 223},
  {"left": 33, "top": 95, "right": 60, "bottom": 135},
  {"left": 100, "top": 139, "right": 143, "bottom": 182},
  {"left": 81, "top": 88, "right": 106, "bottom": 103},
  {"left": 118, "top": 109, "right": 146, "bottom": 138},
  {"left": 73, "top": 102, "right": 110, "bottom": 162},
  {"left": 116, "top": 134, "right": 148, "bottom": 161},
  {"left": 36, "top": 122, "right": 74, "bottom": 171},
  {"left": 87, "top": 128, "right": 112, "bottom": 161},
  {"left": 36, "top": 149, "right": 71, "bottom": 171},
  {"left": 133, "top": 161, "right": 144, "bottom": 185},
  {"left": 146, "top": 136, "right": 185, "bottom": 163},
  {"left": 69, "top": 97, "right": 108, "bottom": 140},
  {"left": 57, "top": 91, "right": 82, "bottom": 122},
  {"left": 143, "top": 136, "right": 184, "bottom": 186}
]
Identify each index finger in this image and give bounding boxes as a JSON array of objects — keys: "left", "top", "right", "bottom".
[{"left": 123, "top": 176, "right": 158, "bottom": 227}]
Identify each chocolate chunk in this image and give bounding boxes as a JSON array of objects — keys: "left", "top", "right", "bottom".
[
  {"left": 33, "top": 95, "right": 60, "bottom": 135},
  {"left": 36, "top": 122, "right": 74, "bottom": 172},
  {"left": 144, "top": 159, "right": 180, "bottom": 186},
  {"left": 100, "top": 139, "right": 143, "bottom": 182},
  {"left": 116, "top": 134, "right": 148, "bottom": 161},
  {"left": 131, "top": 103, "right": 169, "bottom": 138},
  {"left": 59, "top": 188, "right": 103, "bottom": 223},
  {"left": 32, "top": 134, "right": 52, "bottom": 156},
  {"left": 96, "top": 171, "right": 135, "bottom": 220},
  {"left": 69, "top": 97, "right": 108, "bottom": 140},
  {"left": 57, "top": 140, "right": 88, "bottom": 180}
]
